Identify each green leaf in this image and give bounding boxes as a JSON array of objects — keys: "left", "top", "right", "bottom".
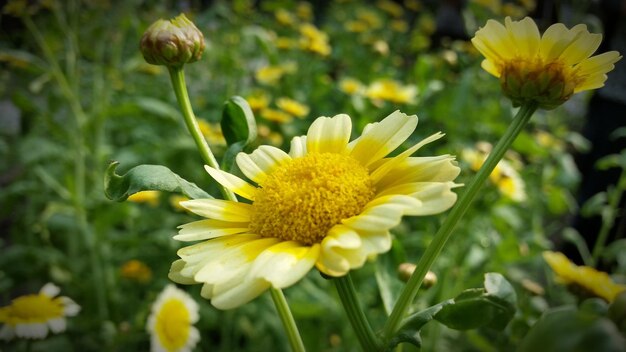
[
  {"left": 375, "top": 241, "right": 405, "bottom": 315},
  {"left": 104, "top": 161, "right": 211, "bottom": 201},
  {"left": 434, "top": 273, "right": 517, "bottom": 331},
  {"left": 220, "top": 96, "right": 258, "bottom": 170},
  {"left": 518, "top": 306, "right": 626, "bottom": 352}
]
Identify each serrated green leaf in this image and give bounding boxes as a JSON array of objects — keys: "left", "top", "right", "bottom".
[{"left": 104, "top": 161, "right": 211, "bottom": 201}]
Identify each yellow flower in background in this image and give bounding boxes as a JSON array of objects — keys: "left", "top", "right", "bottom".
[
  {"left": 275, "top": 36, "right": 297, "bottom": 50},
  {"left": 296, "top": 1, "right": 313, "bottom": 21},
  {"left": 258, "top": 125, "right": 284, "bottom": 147},
  {"left": 197, "top": 119, "right": 226, "bottom": 146},
  {"left": 128, "top": 190, "right": 161, "bottom": 206},
  {"left": 276, "top": 97, "right": 310, "bottom": 118},
  {"left": 472, "top": 17, "right": 622, "bottom": 109},
  {"left": 0, "top": 283, "right": 80, "bottom": 341},
  {"left": 255, "top": 66, "right": 285, "bottom": 85},
  {"left": 534, "top": 130, "right": 565, "bottom": 152},
  {"left": 147, "top": 285, "right": 199, "bottom": 352},
  {"left": 299, "top": 23, "right": 331, "bottom": 56},
  {"left": 169, "top": 111, "right": 461, "bottom": 309},
  {"left": 462, "top": 143, "right": 526, "bottom": 202},
  {"left": 404, "top": 0, "right": 422, "bottom": 11},
  {"left": 260, "top": 108, "right": 293, "bottom": 123},
  {"left": 372, "top": 40, "right": 390, "bottom": 56},
  {"left": 275, "top": 8, "right": 296, "bottom": 26},
  {"left": 356, "top": 9, "right": 382, "bottom": 29},
  {"left": 120, "top": 260, "right": 153, "bottom": 283},
  {"left": 377, "top": 0, "right": 404, "bottom": 17},
  {"left": 246, "top": 92, "right": 270, "bottom": 113},
  {"left": 345, "top": 20, "right": 369, "bottom": 33},
  {"left": 366, "top": 79, "right": 418, "bottom": 104},
  {"left": 170, "top": 195, "right": 191, "bottom": 212},
  {"left": 543, "top": 251, "right": 626, "bottom": 302},
  {"left": 391, "top": 19, "right": 409, "bottom": 33},
  {"left": 339, "top": 77, "right": 365, "bottom": 95}
]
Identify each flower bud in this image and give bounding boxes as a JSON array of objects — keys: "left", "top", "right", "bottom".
[
  {"left": 397, "top": 263, "right": 438, "bottom": 288},
  {"left": 140, "top": 13, "right": 205, "bottom": 67}
]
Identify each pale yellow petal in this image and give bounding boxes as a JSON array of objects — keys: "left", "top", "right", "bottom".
[
  {"left": 540, "top": 23, "right": 573, "bottom": 61},
  {"left": 575, "top": 51, "right": 622, "bottom": 76},
  {"left": 377, "top": 182, "right": 460, "bottom": 215},
  {"left": 306, "top": 114, "right": 352, "bottom": 154},
  {"left": 168, "top": 259, "right": 198, "bottom": 284},
  {"left": 472, "top": 19, "right": 517, "bottom": 61},
  {"left": 342, "top": 202, "right": 404, "bottom": 231},
  {"left": 289, "top": 135, "right": 308, "bottom": 158},
  {"left": 374, "top": 155, "right": 460, "bottom": 189},
  {"left": 350, "top": 110, "right": 418, "bottom": 166},
  {"left": 180, "top": 199, "right": 252, "bottom": 222},
  {"left": 236, "top": 145, "right": 292, "bottom": 184},
  {"left": 560, "top": 31, "right": 602, "bottom": 66},
  {"left": 175, "top": 219, "right": 250, "bottom": 241},
  {"left": 505, "top": 17, "right": 540, "bottom": 57},
  {"left": 250, "top": 242, "right": 320, "bottom": 288},
  {"left": 480, "top": 59, "right": 501, "bottom": 77},
  {"left": 210, "top": 278, "right": 270, "bottom": 310},
  {"left": 204, "top": 165, "right": 258, "bottom": 200}
]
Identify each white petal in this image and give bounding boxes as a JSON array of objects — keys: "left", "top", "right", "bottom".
[
  {"left": 204, "top": 165, "right": 258, "bottom": 200},
  {"left": 175, "top": 219, "right": 249, "bottom": 241},
  {"left": 250, "top": 242, "right": 320, "bottom": 288},
  {"left": 16, "top": 323, "right": 48, "bottom": 339},
  {"left": 48, "top": 318, "right": 66, "bottom": 333},
  {"left": 168, "top": 259, "right": 198, "bottom": 284},
  {"left": 289, "top": 136, "right": 308, "bottom": 158},
  {"left": 306, "top": 114, "right": 352, "bottom": 154},
  {"left": 40, "top": 282, "right": 60, "bottom": 297},
  {"left": 235, "top": 145, "right": 291, "bottom": 184},
  {"left": 61, "top": 297, "right": 81, "bottom": 316},
  {"left": 0, "top": 325, "right": 15, "bottom": 341},
  {"left": 180, "top": 199, "right": 251, "bottom": 222},
  {"left": 210, "top": 278, "right": 270, "bottom": 310}
]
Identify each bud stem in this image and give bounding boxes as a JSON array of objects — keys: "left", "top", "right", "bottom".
[
  {"left": 382, "top": 102, "right": 538, "bottom": 341},
  {"left": 167, "top": 66, "right": 236, "bottom": 201}
]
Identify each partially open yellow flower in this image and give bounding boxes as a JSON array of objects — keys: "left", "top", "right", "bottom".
[
  {"left": 0, "top": 283, "right": 80, "bottom": 340},
  {"left": 543, "top": 251, "right": 626, "bottom": 303},
  {"left": 169, "top": 111, "right": 461, "bottom": 309},
  {"left": 472, "top": 17, "right": 621, "bottom": 109},
  {"left": 128, "top": 190, "right": 161, "bottom": 206},
  {"left": 147, "top": 285, "right": 199, "bottom": 352}
]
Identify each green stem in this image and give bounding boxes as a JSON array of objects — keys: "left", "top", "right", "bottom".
[
  {"left": 167, "top": 65, "right": 305, "bottom": 351},
  {"left": 382, "top": 103, "right": 538, "bottom": 341},
  {"left": 269, "top": 288, "right": 306, "bottom": 352},
  {"left": 167, "top": 66, "right": 236, "bottom": 201},
  {"left": 591, "top": 168, "right": 626, "bottom": 266},
  {"left": 334, "top": 274, "right": 382, "bottom": 352}
]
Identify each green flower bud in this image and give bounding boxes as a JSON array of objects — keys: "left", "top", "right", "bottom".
[
  {"left": 397, "top": 263, "right": 438, "bottom": 289},
  {"left": 140, "top": 13, "right": 205, "bottom": 67}
]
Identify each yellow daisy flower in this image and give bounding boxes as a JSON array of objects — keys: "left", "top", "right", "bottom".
[
  {"left": 471, "top": 17, "right": 622, "bottom": 109},
  {"left": 339, "top": 77, "right": 365, "bottom": 95},
  {"left": 0, "top": 283, "right": 80, "bottom": 340},
  {"left": 260, "top": 108, "right": 293, "bottom": 123},
  {"left": 197, "top": 119, "right": 226, "bottom": 146},
  {"left": 255, "top": 66, "right": 285, "bottom": 85},
  {"left": 543, "top": 251, "right": 626, "bottom": 303},
  {"left": 120, "top": 259, "right": 153, "bottom": 283},
  {"left": 246, "top": 92, "right": 270, "bottom": 113},
  {"left": 147, "top": 285, "right": 200, "bottom": 352},
  {"left": 276, "top": 97, "right": 310, "bottom": 118},
  {"left": 169, "top": 111, "right": 461, "bottom": 309},
  {"left": 298, "top": 23, "right": 332, "bottom": 56},
  {"left": 275, "top": 8, "right": 296, "bottom": 26},
  {"left": 128, "top": 190, "right": 161, "bottom": 206},
  {"left": 376, "top": 0, "right": 404, "bottom": 17},
  {"left": 366, "top": 79, "right": 418, "bottom": 105}
]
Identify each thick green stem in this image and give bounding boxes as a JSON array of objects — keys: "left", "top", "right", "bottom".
[
  {"left": 382, "top": 103, "right": 538, "bottom": 341},
  {"left": 269, "top": 288, "right": 306, "bottom": 352},
  {"left": 334, "top": 274, "right": 382, "bottom": 352},
  {"left": 167, "top": 66, "right": 236, "bottom": 201}
]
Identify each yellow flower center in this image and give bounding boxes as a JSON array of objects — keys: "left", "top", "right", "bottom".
[
  {"left": 155, "top": 299, "right": 191, "bottom": 351},
  {"left": 250, "top": 153, "right": 375, "bottom": 245},
  {"left": 3, "top": 294, "right": 64, "bottom": 324}
]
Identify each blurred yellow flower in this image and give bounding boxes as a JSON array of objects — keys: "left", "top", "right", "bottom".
[
  {"left": 356, "top": 9, "right": 382, "bottom": 29},
  {"left": 543, "top": 251, "right": 626, "bottom": 303},
  {"left": 258, "top": 125, "right": 284, "bottom": 146},
  {"left": 260, "top": 108, "right": 293, "bottom": 123},
  {"left": 345, "top": 20, "right": 369, "bottom": 33},
  {"left": 169, "top": 111, "right": 460, "bottom": 309},
  {"left": 377, "top": 0, "right": 404, "bottom": 17},
  {"left": 147, "top": 285, "right": 199, "bottom": 352},
  {"left": 366, "top": 79, "right": 418, "bottom": 104},
  {"left": 372, "top": 40, "right": 390, "bottom": 56},
  {"left": 120, "top": 260, "right": 153, "bottom": 283},
  {"left": 534, "top": 130, "right": 565, "bottom": 151},
  {"left": 0, "top": 283, "right": 80, "bottom": 341},
  {"left": 275, "top": 8, "right": 296, "bottom": 26},
  {"left": 299, "top": 23, "right": 331, "bottom": 56},
  {"left": 197, "top": 119, "right": 226, "bottom": 146},
  {"left": 472, "top": 17, "right": 622, "bottom": 109},
  {"left": 255, "top": 66, "right": 286, "bottom": 85},
  {"left": 169, "top": 195, "right": 190, "bottom": 212},
  {"left": 296, "top": 1, "right": 313, "bottom": 21},
  {"left": 391, "top": 19, "right": 409, "bottom": 33},
  {"left": 462, "top": 143, "right": 526, "bottom": 202},
  {"left": 276, "top": 97, "right": 310, "bottom": 118},
  {"left": 246, "top": 92, "right": 271, "bottom": 113},
  {"left": 275, "top": 36, "right": 297, "bottom": 50},
  {"left": 339, "top": 77, "right": 365, "bottom": 95},
  {"left": 128, "top": 190, "right": 160, "bottom": 206},
  {"left": 404, "top": 0, "right": 422, "bottom": 11}
]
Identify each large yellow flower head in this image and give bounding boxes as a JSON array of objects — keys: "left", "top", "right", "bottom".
[
  {"left": 0, "top": 283, "right": 80, "bottom": 340},
  {"left": 472, "top": 17, "right": 621, "bottom": 109},
  {"left": 543, "top": 251, "right": 626, "bottom": 303},
  {"left": 147, "top": 285, "right": 200, "bottom": 352},
  {"left": 169, "top": 111, "right": 461, "bottom": 309}
]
